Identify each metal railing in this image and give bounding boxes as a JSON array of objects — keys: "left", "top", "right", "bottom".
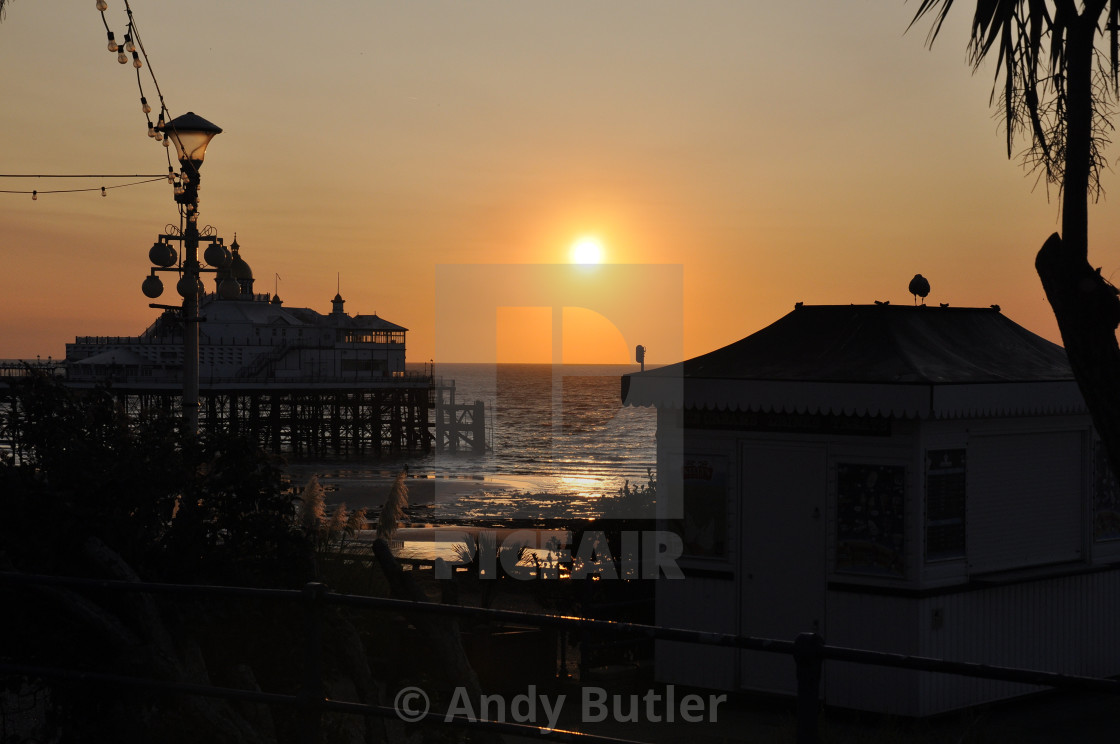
[
  {"left": 2, "top": 570, "right": 1119, "bottom": 744},
  {"left": 0, "top": 362, "right": 65, "bottom": 378},
  {"left": 60, "top": 369, "right": 436, "bottom": 388}
]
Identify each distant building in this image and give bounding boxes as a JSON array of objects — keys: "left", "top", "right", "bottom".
[
  {"left": 66, "top": 239, "right": 408, "bottom": 384},
  {"left": 623, "top": 303, "right": 1120, "bottom": 716}
]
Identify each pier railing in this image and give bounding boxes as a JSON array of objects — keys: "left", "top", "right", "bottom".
[
  {"left": 65, "top": 336, "right": 415, "bottom": 386},
  {"left": 2, "top": 570, "right": 1119, "bottom": 744},
  {"left": 0, "top": 361, "right": 65, "bottom": 379},
  {"left": 62, "top": 368, "right": 437, "bottom": 388}
]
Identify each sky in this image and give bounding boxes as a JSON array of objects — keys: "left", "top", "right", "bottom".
[{"left": 4, "top": 1, "right": 1120, "bottom": 364}]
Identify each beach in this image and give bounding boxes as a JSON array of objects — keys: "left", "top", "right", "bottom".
[{"left": 286, "top": 362, "right": 656, "bottom": 526}]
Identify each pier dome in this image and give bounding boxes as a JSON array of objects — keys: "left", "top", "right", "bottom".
[
  {"left": 230, "top": 239, "right": 253, "bottom": 280},
  {"left": 228, "top": 238, "right": 254, "bottom": 293}
]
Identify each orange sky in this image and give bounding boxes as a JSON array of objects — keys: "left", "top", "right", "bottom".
[
  {"left": 496, "top": 307, "right": 632, "bottom": 365},
  {"left": 4, "top": 2, "right": 1120, "bottom": 364}
]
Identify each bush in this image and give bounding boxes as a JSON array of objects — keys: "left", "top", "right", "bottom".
[{"left": 0, "top": 370, "right": 311, "bottom": 585}]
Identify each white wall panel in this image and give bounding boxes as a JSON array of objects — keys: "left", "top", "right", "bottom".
[{"left": 967, "top": 431, "right": 1082, "bottom": 573}]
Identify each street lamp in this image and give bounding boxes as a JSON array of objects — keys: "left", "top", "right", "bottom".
[
  {"left": 159, "top": 111, "right": 222, "bottom": 434},
  {"left": 162, "top": 111, "right": 222, "bottom": 165}
]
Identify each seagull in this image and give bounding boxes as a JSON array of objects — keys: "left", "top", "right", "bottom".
[{"left": 909, "top": 274, "right": 930, "bottom": 305}]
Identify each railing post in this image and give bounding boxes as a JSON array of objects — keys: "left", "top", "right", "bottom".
[
  {"left": 793, "top": 632, "right": 824, "bottom": 744},
  {"left": 299, "top": 581, "right": 328, "bottom": 744}
]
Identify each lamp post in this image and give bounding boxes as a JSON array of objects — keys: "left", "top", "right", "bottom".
[{"left": 159, "top": 111, "right": 222, "bottom": 434}]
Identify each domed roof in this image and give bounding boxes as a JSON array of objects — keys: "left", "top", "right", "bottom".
[{"left": 230, "top": 240, "right": 253, "bottom": 280}]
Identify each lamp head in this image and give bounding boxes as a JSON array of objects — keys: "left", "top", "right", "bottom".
[{"left": 161, "top": 111, "right": 222, "bottom": 167}]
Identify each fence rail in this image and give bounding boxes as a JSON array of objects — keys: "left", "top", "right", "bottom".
[{"left": 2, "top": 570, "right": 1119, "bottom": 744}]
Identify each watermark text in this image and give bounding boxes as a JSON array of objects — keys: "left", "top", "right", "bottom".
[
  {"left": 393, "top": 684, "right": 727, "bottom": 729},
  {"left": 433, "top": 529, "right": 684, "bottom": 580}
]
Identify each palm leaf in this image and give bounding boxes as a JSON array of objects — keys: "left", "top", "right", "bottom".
[
  {"left": 908, "top": 0, "right": 1093, "bottom": 183},
  {"left": 1111, "top": 1, "right": 1120, "bottom": 94}
]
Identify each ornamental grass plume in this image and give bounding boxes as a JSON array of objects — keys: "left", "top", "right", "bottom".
[
  {"left": 377, "top": 467, "right": 409, "bottom": 541},
  {"left": 346, "top": 507, "right": 368, "bottom": 533},
  {"left": 327, "top": 502, "right": 349, "bottom": 537},
  {"left": 298, "top": 475, "right": 326, "bottom": 534}
]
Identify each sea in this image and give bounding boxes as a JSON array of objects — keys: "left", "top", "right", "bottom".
[{"left": 285, "top": 363, "right": 657, "bottom": 527}]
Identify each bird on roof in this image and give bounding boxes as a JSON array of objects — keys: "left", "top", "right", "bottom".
[{"left": 909, "top": 274, "right": 930, "bottom": 305}]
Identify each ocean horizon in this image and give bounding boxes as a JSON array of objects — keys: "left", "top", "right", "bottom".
[{"left": 285, "top": 362, "right": 658, "bottom": 525}]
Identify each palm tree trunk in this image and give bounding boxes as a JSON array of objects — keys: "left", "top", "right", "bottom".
[
  {"left": 1037, "top": 233, "right": 1120, "bottom": 481},
  {"left": 1036, "top": 13, "right": 1120, "bottom": 483},
  {"left": 1061, "top": 17, "right": 1095, "bottom": 259}
]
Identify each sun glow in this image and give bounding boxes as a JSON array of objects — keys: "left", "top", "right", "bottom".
[{"left": 570, "top": 236, "right": 605, "bottom": 265}]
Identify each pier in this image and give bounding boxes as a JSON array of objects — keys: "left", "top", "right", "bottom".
[
  {"left": 2, "top": 238, "right": 490, "bottom": 455},
  {"left": 431, "top": 379, "right": 487, "bottom": 454},
  {"left": 2, "top": 364, "right": 487, "bottom": 456}
]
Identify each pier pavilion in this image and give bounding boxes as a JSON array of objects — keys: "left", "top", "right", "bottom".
[{"left": 50, "top": 239, "right": 481, "bottom": 454}]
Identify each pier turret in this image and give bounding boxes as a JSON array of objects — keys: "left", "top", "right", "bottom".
[{"left": 229, "top": 238, "right": 254, "bottom": 295}]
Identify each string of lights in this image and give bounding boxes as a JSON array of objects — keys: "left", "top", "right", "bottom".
[
  {"left": 8, "top": 3, "right": 191, "bottom": 210},
  {"left": 124, "top": 0, "right": 176, "bottom": 172},
  {"left": 0, "top": 178, "right": 167, "bottom": 199},
  {"left": 5, "top": 3, "right": 209, "bottom": 214},
  {"left": 96, "top": 0, "right": 183, "bottom": 212}
]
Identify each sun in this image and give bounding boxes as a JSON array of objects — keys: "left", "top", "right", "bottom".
[{"left": 570, "top": 236, "right": 605, "bottom": 265}]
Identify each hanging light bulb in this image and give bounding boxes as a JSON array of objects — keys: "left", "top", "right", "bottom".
[
  {"left": 167, "top": 168, "right": 175, "bottom": 184},
  {"left": 124, "top": 35, "right": 135, "bottom": 53},
  {"left": 132, "top": 51, "right": 142, "bottom": 69},
  {"left": 141, "top": 96, "right": 151, "bottom": 114},
  {"left": 147, "top": 122, "right": 156, "bottom": 138},
  {"left": 154, "top": 132, "right": 163, "bottom": 142},
  {"left": 31, "top": 190, "right": 37, "bottom": 201},
  {"left": 117, "top": 50, "right": 128, "bottom": 64},
  {"left": 101, "top": 187, "right": 107, "bottom": 198},
  {"left": 162, "top": 137, "right": 171, "bottom": 148},
  {"left": 107, "top": 32, "right": 118, "bottom": 52},
  {"left": 96, "top": 0, "right": 108, "bottom": 11}
]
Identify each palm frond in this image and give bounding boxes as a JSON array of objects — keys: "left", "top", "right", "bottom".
[
  {"left": 909, "top": 0, "right": 959, "bottom": 46},
  {"left": 909, "top": 0, "right": 1120, "bottom": 189},
  {"left": 1111, "top": 0, "right": 1120, "bottom": 94},
  {"left": 451, "top": 540, "right": 475, "bottom": 565}
]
